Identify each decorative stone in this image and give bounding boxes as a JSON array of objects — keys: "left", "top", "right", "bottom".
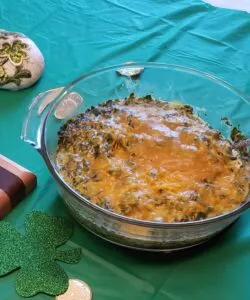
[{"left": 0, "top": 29, "right": 44, "bottom": 90}]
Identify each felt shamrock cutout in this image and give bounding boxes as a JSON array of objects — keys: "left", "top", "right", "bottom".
[{"left": 0, "top": 211, "right": 81, "bottom": 297}]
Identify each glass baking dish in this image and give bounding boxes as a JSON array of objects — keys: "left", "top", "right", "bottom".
[{"left": 21, "top": 63, "right": 250, "bottom": 252}]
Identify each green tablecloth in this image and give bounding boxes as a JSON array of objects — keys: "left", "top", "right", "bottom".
[{"left": 1, "top": 0, "right": 250, "bottom": 299}]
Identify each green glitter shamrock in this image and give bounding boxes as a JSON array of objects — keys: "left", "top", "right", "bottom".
[
  {"left": 0, "top": 40, "right": 28, "bottom": 66},
  {"left": 0, "top": 211, "right": 81, "bottom": 297}
]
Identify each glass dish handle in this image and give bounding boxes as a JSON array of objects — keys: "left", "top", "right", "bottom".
[{"left": 21, "top": 87, "right": 64, "bottom": 151}]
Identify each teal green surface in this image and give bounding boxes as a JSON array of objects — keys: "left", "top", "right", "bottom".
[{"left": 1, "top": 0, "right": 250, "bottom": 299}]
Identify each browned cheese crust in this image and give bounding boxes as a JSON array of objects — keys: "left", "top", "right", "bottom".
[{"left": 56, "top": 95, "right": 249, "bottom": 222}]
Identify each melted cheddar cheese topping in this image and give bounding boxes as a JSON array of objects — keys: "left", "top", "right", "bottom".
[{"left": 56, "top": 95, "right": 249, "bottom": 222}]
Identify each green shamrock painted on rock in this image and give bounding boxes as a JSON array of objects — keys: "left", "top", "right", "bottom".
[
  {"left": 0, "top": 40, "right": 28, "bottom": 66},
  {"left": 0, "top": 211, "right": 81, "bottom": 297},
  {"left": 0, "top": 65, "right": 32, "bottom": 87},
  {"left": 0, "top": 41, "right": 32, "bottom": 87},
  {"left": 0, "top": 65, "right": 8, "bottom": 84}
]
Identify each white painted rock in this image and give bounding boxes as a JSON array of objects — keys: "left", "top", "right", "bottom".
[
  {"left": 0, "top": 29, "right": 44, "bottom": 90},
  {"left": 203, "top": 0, "right": 250, "bottom": 12}
]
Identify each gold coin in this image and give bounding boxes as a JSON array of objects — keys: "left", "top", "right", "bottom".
[{"left": 56, "top": 279, "right": 92, "bottom": 300}]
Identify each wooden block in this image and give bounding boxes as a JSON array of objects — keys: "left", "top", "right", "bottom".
[{"left": 0, "top": 155, "right": 37, "bottom": 218}]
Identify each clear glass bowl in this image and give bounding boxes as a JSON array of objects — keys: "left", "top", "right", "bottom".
[{"left": 22, "top": 63, "right": 250, "bottom": 252}]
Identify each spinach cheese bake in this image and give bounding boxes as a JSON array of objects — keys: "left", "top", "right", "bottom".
[{"left": 56, "top": 94, "right": 249, "bottom": 223}]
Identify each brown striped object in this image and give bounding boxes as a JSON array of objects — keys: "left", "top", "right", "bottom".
[{"left": 0, "top": 155, "right": 36, "bottom": 218}]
